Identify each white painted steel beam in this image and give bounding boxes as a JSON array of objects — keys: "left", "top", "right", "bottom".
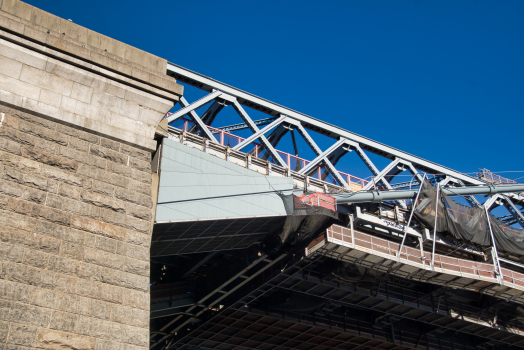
[
  {"left": 178, "top": 97, "right": 218, "bottom": 143},
  {"left": 230, "top": 99, "right": 287, "bottom": 168},
  {"left": 298, "top": 139, "right": 347, "bottom": 175},
  {"left": 291, "top": 122, "right": 350, "bottom": 190},
  {"left": 232, "top": 116, "right": 287, "bottom": 151},
  {"left": 166, "top": 90, "right": 221, "bottom": 123}
]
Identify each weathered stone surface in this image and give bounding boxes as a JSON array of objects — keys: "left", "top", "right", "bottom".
[{"left": 0, "top": 1, "right": 178, "bottom": 346}]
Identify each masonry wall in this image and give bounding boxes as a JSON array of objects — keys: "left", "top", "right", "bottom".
[{"left": 0, "top": 0, "right": 183, "bottom": 349}]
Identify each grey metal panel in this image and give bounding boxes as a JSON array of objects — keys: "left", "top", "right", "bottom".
[{"left": 156, "top": 139, "right": 293, "bottom": 222}]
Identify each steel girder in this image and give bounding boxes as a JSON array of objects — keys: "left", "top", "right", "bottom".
[
  {"left": 167, "top": 63, "right": 487, "bottom": 185},
  {"left": 166, "top": 63, "right": 524, "bottom": 218}
]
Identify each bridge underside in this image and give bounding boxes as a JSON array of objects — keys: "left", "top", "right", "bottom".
[{"left": 150, "top": 140, "right": 524, "bottom": 350}]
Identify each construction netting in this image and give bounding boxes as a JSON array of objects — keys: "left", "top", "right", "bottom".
[{"left": 413, "top": 180, "right": 524, "bottom": 256}]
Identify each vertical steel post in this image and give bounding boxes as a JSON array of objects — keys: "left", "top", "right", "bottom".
[
  {"left": 431, "top": 183, "right": 441, "bottom": 270},
  {"left": 397, "top": 174, "right": 427, "bottom": 260},
  {"left": 485, "top": 207, "right": 504, "bottom": 285}
]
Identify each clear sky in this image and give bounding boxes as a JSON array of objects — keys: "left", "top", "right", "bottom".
[{"left": 25, "top": 0, "right": 524, "bottom": 181}]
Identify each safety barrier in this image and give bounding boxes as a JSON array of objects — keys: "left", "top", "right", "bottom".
[
  {"left": 170, "top": 116, "right": 368, "bottom": 190},
  {"left": 321, "top": 225, "right": 510, "bottom": 284}
]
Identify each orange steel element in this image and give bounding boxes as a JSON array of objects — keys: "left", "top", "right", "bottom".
[{"left": 297, "top": 193, "right": 337, "bottom": 211}]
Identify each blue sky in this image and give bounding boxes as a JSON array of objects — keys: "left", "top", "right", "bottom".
[{"left": 26, "top": 0, "right": 524, "bottom": 182}]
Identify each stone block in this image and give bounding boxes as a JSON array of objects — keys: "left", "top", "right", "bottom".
[
  {"left": 0, "top": 320, "right": 9, "bottom": 343},
  {"left": 70, "top": 215, "right": 125, "bottom": 241},
  {"left": 71, "top": 82, "right": 93, "bottom": 104},
  {"left": 119, "top": 144, "right": 150, "bottom": 163},
  {"left": 47, "top": 255, "right": 81, "bottom": 277},
  {"left": 99, "top": 138, "right": 120, "bottom": 152},
  {"left": 95, "top": 339, "right": 124, "bottom": 350},
  {"left": 30, "top": 6, "right": 60, "bottom": 32},
  {"left": 88, "top": 299, "right": 111, "bottom": 320},
  {"left": 78, "top": 164, "right": 129, "bottom": 189},
  {"left": 124, "top": 230, "right": 150, "bottom": 248},
  {"left": 127, "top": 179, "right": 151, "bottom": 196},
  {"left": 60, "top": 241, "right": 85, "bottom": 260},
  {"left": 128, "top": 157, "right": 150, "bottom": 173},
  {"left": 49, "top": 311, "right": 78, "bottom": 332},
  {"left": 122, "top": 201, "right": 151, "bottom": 221},
  {"left": 39, "top": 89, "right": 62, "bottom": 109},
  {"left": 58, "top": 182, "right": 81, "bottom": 200},
  {"left": 80, "top": 190, "right": 124, "bottom": 213},
  {"left": 100, "top": 209, "right": 150, "bottom": 233},
  {"left": 19, "top": 120, "right": 68, "bottom": 146},
  {"left": 22, "top": 248, "right": 49, "bottom": 268},
  {"left": 46, "top": 194, "right": 100, "bottom": 220},
  {"left": 1, "top": 0, "right": 33, "bottom": 21},
  {"left": 4, "top": 262, "right": 69, "bottom": 292},
  {"left": 36, "top": 220, "right": 84, "bottom": 245},
  {"left": 89, "top": 144, "right": 126, "bottom": 165},
  {"left": 0, "top": 37, "right": 48, "bottom": 70},
  {"left": 6, "top": 324, "right": 37, "bottom": 346},
  {"left": 0, "top": 239, "right": 24, "bottom": 263},
  {"left": 124, "top": 258, "right": 149, "bottom": 278},
  {"left": 20, "top": 186, "right": 46, "bottom": 204},
  {"left": 84, "top": 248, "right": 123, "bottom": 271},
  {"left": 68, "top": 137, "right": 89, "bottom": 152},
  {"left": 42, "top": 164, "right": 93, "bottom": 189},
  {"left": 0, "top": 224, "right": 60, "bottom": 254},
  {"left": 0, "top": 176, "right": 23, "bottom": 197},
  {"left": 0, "top": 125, "right": 35, "bottom": 146},
  {"left": 121, "top": 325, "right": 148, "bottom": 347},
  {"left": 22, "top": 146, "right": 77, "bottom": 171},
  {"left": 59, "top": 146, "right": 106, "bottom": 169},
  {"left": 111, "top": 305, "right": 148, "bottom": 328},
  {"left": 0, "top": 72, "right": 41, "bottom": 101},
  {"left": 45, "top": 59, "right": 95, "bottom": 88},
  {"left": 19, "top": 64, "right": 73, "bottom": 97},
  {"left": 0, "top": 208, "right": 37, "bottom": 232},
  {"left": 35, "top": 329, "right": 96, "bottom": 350},
  {"left": 8, "top": 197, "right": 72, "bottom": 226},
  {"left": 0, "top": 54, "right": 23, "bottom": 79},
  {"left": 92, "top": 180, "right": 114, "bottom": 197},
  {"left": 76, "top": 316, "right": 122, "bottom": 342},
  {"left": 116, "top": 242, "right": 148, "bottom": 262},
  {"left": 59, "top": 18, "right": 88, "bottom": 43},
  {"left": 0, "top": 280, "right": 34, "bottom": 303},
  {"left": 56, "top": 124, "right": 99, "bottom": 144},
  {"left": 18, "top": 156, "right": 41, "bottom": 173},
  {"left": 0, "top": 137, "right": 22, "bottom": 155},
  {"left": 114, "top": 187, "right": 151, "bottom": 208},
  {"left": 87, "top": 30, "right": 102, "bottom": 49},
  {"left": 121, "top": 289, "right": 148, "bottom": 311}
]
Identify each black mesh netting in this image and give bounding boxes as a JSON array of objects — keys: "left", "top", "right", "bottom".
[{"left": 413, "top": 179, "right": 524, "bottom": 255}]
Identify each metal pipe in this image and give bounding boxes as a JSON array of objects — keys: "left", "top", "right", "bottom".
[
  {"left": 485, "top": 207, "right": 504, "bottom": 285},
  {"left": 333, "top": 183, "right": 524, "bottom": 204},
  {"left": 431, "top": 183, "right": 440, "bottom": 270},
  {"left": 397, "top": 174, "right": 427, "bottom": 259}
]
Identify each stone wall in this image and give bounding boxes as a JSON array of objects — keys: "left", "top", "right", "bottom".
[{"left": 0, "top": 1, "right": 183, "bottom": 349}]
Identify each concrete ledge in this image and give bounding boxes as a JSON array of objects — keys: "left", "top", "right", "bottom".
[{"left": 0, "top": 0, "right": 183, "bottom": 99}]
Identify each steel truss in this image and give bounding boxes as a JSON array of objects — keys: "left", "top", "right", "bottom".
[{"left": 166, "top": 63, "right": 523, "bottom": 227}]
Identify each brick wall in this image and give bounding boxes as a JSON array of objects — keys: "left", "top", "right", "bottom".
[{"left": 0, "top": 107, "right": 155, "bottom": 349}]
